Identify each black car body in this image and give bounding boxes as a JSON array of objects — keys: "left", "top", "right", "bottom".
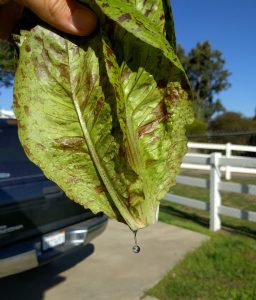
[{"left": 0, "top": 118, "right": 107, "bottom": 278}]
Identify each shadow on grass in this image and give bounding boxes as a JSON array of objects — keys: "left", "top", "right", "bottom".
[
  {"left": 160, "top": 204, "right": 256, "bottom": 238},
  {"left": 161, "top": 204, "right": 209, "bottom": 228}
]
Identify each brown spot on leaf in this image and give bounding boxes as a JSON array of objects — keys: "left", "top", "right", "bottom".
[
  {"left": 136, "top": 19, "right": 143, "bottom": 27},
  {"left": 96, "top": 97, "right": 104, "bottom": 114},
  {"left": 137, "top": 120, "right": 157, "bottom": 138},
  {"left": 34, "top": 35, "right": 43, "bottom": 44},
  {"left": 106, "top": 47, "right": 114, "bottom": 56},
  {"left": 13, "top": 94, "right": 20, "bottom": 108},
  {"left": 144, "top": 9, "right": 151, "bottom": 17},
  {"left": 152, "top": 101, "right": 167, "bottom": 120},
  {"left": 25, "top": 44, "right": 31, "bottom": 52},
  {"left": 59, "top": 64, "right": 69, "bottom": 78},
  {"left": 95, "top": 185, "right": 106, "bottom": 193},
  {"left": 137, "top": 102, "right": 168, "bottom": 138},
  {"left": 102, "top": 3, "right": 109, "bottom": 7},
  {"left": 106, "top": 59, "right": 114, "bottom": 68},
  {"left": 121, "top": 67, "right": 132, "bottom": 81},
  {"left": 17, "top": 120, "right": 26, "bottom": 130},
  {"left": 24, "top": 105, "right": 31, "bottom": 116},
  {"left": 146, "top": 159, "right": 156, "bottom": 167},
  {"left": 128, "top": 193, "right": 143, "bottom": 207},
  {"left": 67, "top": 176, "right": 80, "bottom": 184},
  {"left": 36, "top": 143, "right": 45, "bottom": 150},
  {"left": 118, "top": 13, "right": 132, "bottom": 23},
  {"left": 166, "top": 84, "right": 182, "bottom": 104},
  {"left": 42, "top": 48, "right": 50, "bottom": 65},
  {"left": 23, "top": 145, "right": 31, "bottom": 156},
  {"left": 87, "top": 73, "right": 98, "bottom": 86},
  {"left": 56, "top": 136, "right": 85, "bottom": 151}
]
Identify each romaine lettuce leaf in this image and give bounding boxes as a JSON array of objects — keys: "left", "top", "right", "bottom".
[{"left": 13, "top": 0, "right": 193, "bottom": 230}]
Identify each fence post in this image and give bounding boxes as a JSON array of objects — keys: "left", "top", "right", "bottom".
[
  {"left": 225, "top": 143, "right": 232, "bottom": 180},
  {"left": 210, "top": 152, "right": 222, "bottom": 231}
]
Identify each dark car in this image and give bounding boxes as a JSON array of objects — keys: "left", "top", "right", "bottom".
[{"left": 0, "top": 118, "right": 107, "bottom": 278}]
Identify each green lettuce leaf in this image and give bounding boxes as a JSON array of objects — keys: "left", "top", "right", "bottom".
[{"left": 13, "top": 0, "right": 194, "bottom": 231}]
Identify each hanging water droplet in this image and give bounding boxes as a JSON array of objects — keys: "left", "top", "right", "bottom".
[
  {"left": 132, "top": 230, "right": 141, "bottom": 254},
  {"left": 132, "top": 245, "right": 141, "bottom": 253}
]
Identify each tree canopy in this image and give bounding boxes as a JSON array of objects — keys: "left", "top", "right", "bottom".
[
  {"left": 0, "top": 40, "right": 15, "bottom": 91},
  {"left": 209, "top": 112, "right": 256, "bottom": 145},
  {"left": 177, "top": 41, "right": 231, "bottom": 121}
]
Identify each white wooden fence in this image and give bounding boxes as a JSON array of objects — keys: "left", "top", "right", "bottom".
[
  {"left": 164, "top": 152, "right": 256, "bottom": 231},
  {"left": 184, "top": 142, "right": 256, "bottom": 180}
]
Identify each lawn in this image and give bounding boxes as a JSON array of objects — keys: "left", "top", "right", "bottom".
[
  {"left": 146, "top": 232, "right": 256, "bottom": 300},
  {"left": 145, "top": 172, "right": 256, "bottom": 300}
]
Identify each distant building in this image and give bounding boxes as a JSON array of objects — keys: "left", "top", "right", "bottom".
[{"left": 0, "top": 109, "right": 15, "bottom": 119}]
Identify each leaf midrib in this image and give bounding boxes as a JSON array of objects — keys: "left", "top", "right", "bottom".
[{"left": 66, "top": 41, "right": 142, "bottom": 229}]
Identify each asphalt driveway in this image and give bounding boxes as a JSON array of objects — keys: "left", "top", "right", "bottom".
[{"left": 0, "top": 221, "right": 207, "bottom": 300}]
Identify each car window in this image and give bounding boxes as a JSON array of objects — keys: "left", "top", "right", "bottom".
[{"left": 0, "top": 124, "right": 42, "bottom": 179}]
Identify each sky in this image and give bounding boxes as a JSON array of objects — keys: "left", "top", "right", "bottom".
[
  {"left": 0, "top": 0, "right": 256, "bottom": 117},
  {"left": 171, "top": 0, "right": 256, "bottom": 118}
]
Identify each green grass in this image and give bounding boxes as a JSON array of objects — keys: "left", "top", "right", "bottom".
[
  {"left": 146, "top": 233, "right": 256, "bottom": 300},
  {"left": 145, "top": 173, "right": 256, "bottom": 300}
]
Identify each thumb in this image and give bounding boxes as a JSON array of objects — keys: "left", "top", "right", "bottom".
[
  {"left": 17, "top": 0, "right": 98, "bottom": 36},
  {"left": 0, "top": 2, "right": 23, "bottom": 40}
]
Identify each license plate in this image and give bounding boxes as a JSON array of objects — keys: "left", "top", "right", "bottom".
[{"left": 42, "top": 230, "right": 65, "bottom": 251}]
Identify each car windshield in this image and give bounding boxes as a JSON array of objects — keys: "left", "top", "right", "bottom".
[{"left": 0, "top": 119, "right": 42, "bottom": 180}]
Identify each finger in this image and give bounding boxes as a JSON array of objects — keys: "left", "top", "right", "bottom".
[
  {"left": 0, "top": 2, "right": 23, "bottom": 40},
  {"left": 17, "top": 0, "right": 98, "bottom": 36}
]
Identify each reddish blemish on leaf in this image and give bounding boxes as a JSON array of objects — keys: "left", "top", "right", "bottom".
[
  {"left": 152, "top": 101, "right": 167, "bottom": 120},
  {"left": 121, "top": 67, "right": 132, "bottom": 81},
  {"left": 166, "top": 85, "right": 181, "bottom": 104},
  {"left": 136, "top": 20, "right": 143, "bottom": 27},
  {"left": 23, "top": 145, "right": 31, "bottom": 156},
  {"left": 106, "top": 59, "right": 114, "bottom": 68},
  {"left": 36, "top": 143, "right": 45, "bottom": 150},
  {"left": 25, "top": 44, "right": 31, "bottom": 52},
  {"left": 59, "top": 65, "right": 69, "bottom": 78},
  {"left": 67, "top": 177, "right": 80, "bottom": 184},
  {"left": 13, "top": 94, "right": 20, "bottom": 108},
  {"left": 95, "top": 185, "right": 106, "bottom": 193},
  {"left": 137, "top": 120, "right": 157, "bottom": 138},
  {"left": 24, "top": 105, "right": 30, "bottom": 116},
  {"left": 144, "top": 9, "right": 151, "bottom": 17},
  {"left": 95, "top": 97, "right": 104, "bottom": 113},
  {"left": 57, "top": 136, "right": 85, "bottom": 151},
  {"left": 106, "top": 47, "right": 114, "bottom": 56},
  {"left": 118, "top": 13, "right": 132, "bottom": 23},
  {"left": 146, "top": 159, "right": 156, "bottom": 167}
]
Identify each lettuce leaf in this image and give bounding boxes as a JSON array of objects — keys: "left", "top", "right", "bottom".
[{"left": 13, "top": 0, "right": 194, "bottom": 230}]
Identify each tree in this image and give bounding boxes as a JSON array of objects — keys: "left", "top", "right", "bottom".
[
  {"left": 0, "top": 40, "right": 15, "bottom": 91},
  {"left": 177, "top": 41, "right": 231, "bottom": 121},
  {"left": 208, "top": 111, "right": 256, "bottom": 145}
]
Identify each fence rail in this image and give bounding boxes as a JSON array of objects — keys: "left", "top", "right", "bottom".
[
  {"left": 185, "top": 142, "right": 256, "bottom": 179},
  {"left": 188, "top": 142, "right": 256, "bottom": 153},
  {"left": 164, "top": 152, "right": 256, "bottom": 231}
]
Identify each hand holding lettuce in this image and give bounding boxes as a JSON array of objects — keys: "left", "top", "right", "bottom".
[{"left": 13, "top": 0, "right": 194, "bottom": 231}]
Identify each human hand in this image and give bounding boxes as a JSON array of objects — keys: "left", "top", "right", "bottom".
[{"left": 0, "top": 0, "right": 98, "bottom": 40}]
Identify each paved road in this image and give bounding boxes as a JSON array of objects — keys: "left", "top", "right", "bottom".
[{"left": 0, "top": 221, "right": 207, "bottom": 300}]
